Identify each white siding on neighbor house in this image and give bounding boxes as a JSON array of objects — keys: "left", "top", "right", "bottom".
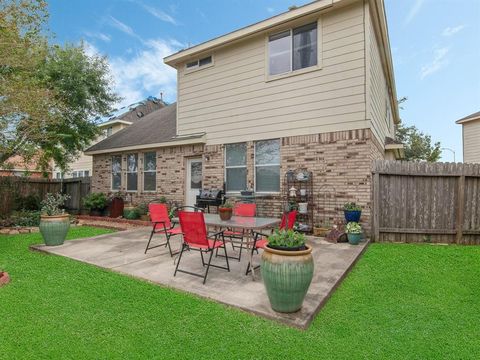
[
  {"left": 463, "top": 120, "right": 480, "bottom": 163},
  {"left": 367, "top": 3, "right": 395, "bottom": 148},
  {"left": 176, "top": 2, "right": 368, "bottom": 145}
]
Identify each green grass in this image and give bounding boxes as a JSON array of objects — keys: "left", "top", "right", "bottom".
[{"left": 1, "top": 227, "right": 479, "bottom": 359}]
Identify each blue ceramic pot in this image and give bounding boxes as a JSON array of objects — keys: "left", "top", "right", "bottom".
[{"left": 344, "top": 210, "right": 361, "bottom": 222}]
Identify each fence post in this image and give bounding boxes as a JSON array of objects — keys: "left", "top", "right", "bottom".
[
  {"left": 372, "top": 171, "right": 380, "bottom": 242},
  {"left": 456, "top": 174, "right": 465, "bottom": 244}
]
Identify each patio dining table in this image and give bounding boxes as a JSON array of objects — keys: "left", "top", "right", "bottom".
[{"left": 174, "top": 213, "right": 280, "bottom": 279}]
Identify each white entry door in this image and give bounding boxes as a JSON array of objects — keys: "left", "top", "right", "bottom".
[{"left": 186, "top": 158, "right": 202, "bottom": 207}]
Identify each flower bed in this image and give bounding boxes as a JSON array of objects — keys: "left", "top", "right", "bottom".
[{"left": 76, "top": 215, "right": 150, "bottom": 230}]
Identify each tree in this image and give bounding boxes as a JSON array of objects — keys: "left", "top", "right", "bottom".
[
  {"left": 0, "top": 0, "right": 119, "bottom": 174},
  {"left": 395, "top": 121, "right": 441, "bottom": 162}
]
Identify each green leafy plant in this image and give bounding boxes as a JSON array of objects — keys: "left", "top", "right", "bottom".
[
  {"left": 221, "top": 199, "right": 234, "bottom": 209},
  {"left": 83, "top": 193, "right": 108, "bottom": 211},
  {"left": 110, "top": 191, "right": 126, "bottom": 200},
  {"left": 345, "top": 222, "right": 362, "bottom": 234},
  {"left": 13, "top": 194, "right": 41, "bottom": 211},
  {"left": 344, "top": 202, "right": 361, "bottom": 211},
  {"left": 158, "top": 196, "right": 167, "bottom": 204},
  {"left": 267, "top": 229, "right": 306, "bottom": 249},
  {"left": 136, "top": 202, "right": 149, "bottom": 216},
  {"left": 41, "top": 193, "right": 71, "bottom": 216},
  {"left": 124, "top": 208, "right": 140, "bottom": 220},
  {"left": 10, "top": 210, "right": 41, "bottom": 227}
]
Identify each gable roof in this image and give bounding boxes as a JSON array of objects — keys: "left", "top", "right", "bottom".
[
  {"left": 85, "top": 104, "right": 205, "bottom": 155},
  {"left": 455, "top": 111, "right": 480, "bottom": 124}
]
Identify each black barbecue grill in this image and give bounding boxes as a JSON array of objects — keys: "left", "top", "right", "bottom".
[{"left": 195, "top": 189, "right": 224, "bottom": 213}]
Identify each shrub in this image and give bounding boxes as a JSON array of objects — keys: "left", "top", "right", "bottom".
[
  {"left": 124, "top": 208, "right": 140, "bottom": 220},
  {"left": 83, "top": 193, "right": 108, "bottom": 211},
  {"left": 136, "top": 202, "right": 149, "bottom": 216},
  {"left": 41, "top": 193, "right": 71, "bottom": 216},
  {"left": 13, "top": 194, "right": 41, "bottom": 211},
  {"left": 11, "top": 210, "right": 41, "bottom": 227},
  {"left": 344, "top": 202, "right": 362, "bottom": 211},
  {"left": 267, "top": 229, "right": 306, "bottom": 249},
  {"left": 345, "top": 222, "right": 362, "bottom": 234}
]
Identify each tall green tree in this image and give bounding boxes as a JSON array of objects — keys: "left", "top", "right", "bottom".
[
  {"left": 395, "top": 97, "right": 441, "bottom": 162},
  {"left": 0, "top": 0, "right": 119, "bottom": 174}
]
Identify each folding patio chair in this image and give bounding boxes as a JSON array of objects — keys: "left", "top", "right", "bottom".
[
  {"left": 245, "top": 210, "right": 298, "bottom": 275},
  {"left": 175, "top": 211, "right": 230, "bottom": 284},
  {"left": 144, "top": 203, "right": 182, "bottom": 256},
  {"left": 221, "top": 203, "right": 256, "bottom": 261}
]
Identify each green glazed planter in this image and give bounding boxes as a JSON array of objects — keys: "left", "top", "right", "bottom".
[
  {"left": 261, "top": 244, "right": 314, "bottom": 313},
  {"left": 39, "top": 214, "right": 70, "bottom": 246},
  {"left": 347, "top": 233, "right": 362, "bottom": 245}
]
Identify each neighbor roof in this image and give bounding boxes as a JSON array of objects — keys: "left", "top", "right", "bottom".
[
  {"left": 85, "top": 104, "right": 205, "bottom": 155},
  {"left": 455, "top": 111, "right": 480, "bottom": 124}
]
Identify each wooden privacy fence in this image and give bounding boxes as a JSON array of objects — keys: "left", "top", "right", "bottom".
[
  {"left": 372, "top": 161, "right": 480, "bottom": 245},
  {"left": 0, "top": 177, "right": 91, "bottom": 216}
]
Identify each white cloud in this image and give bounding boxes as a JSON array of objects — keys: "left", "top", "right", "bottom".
[
  {"left": 405, "top": 0, "right": 425, "bottom": 25},
  {"left": 142, "top": 4, "right": 177, "bottom": 25},
  {"left": 442, "top": 25, "right": 465, "bottom": 37},
  {"left": 107, "top": 15, "right": 136, "bottom": 37},
  {"left": 108, "top": 39, "right": 182, "bottom": 106},
  {"left": 84, "top": 31, "right": 111, "bottom": 42},
  {"left": 82, "top": 40, "right": 100, "bottom": 58},
  {"left": 420, "top": 47, "right": 450, "bottom": 79}
]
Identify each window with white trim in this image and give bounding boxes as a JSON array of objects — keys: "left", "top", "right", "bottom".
[
  {"left": 126, "top": 153, "right": 138, "bottom": 191},
  {"left": 268, "top": 22, "right": 317, "bottom": 76},
  {"left": 112, "top": 155, "right": 122, "bottom": 190},
  {"left": 143, "top": 152, "right": 156, "bottom": 191},
  {"left": 255, "top": 139, "right": 280, "bottom": 192},
  {"left": 225, "top": 143, "right": 247, "bottom": 192},
  {"left": 185, "top": 55, "right": 213, "bottom": 70}
]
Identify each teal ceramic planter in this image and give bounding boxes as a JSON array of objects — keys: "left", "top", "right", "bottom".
[
  {"left": 39, "top": 214, "right": 70, "bottom": 246},
  {"left": 261, "top": 245, "right": 314, "bottom": 313},
  {"left": 347, "top": 233, "right": 362, "bottom": 245}
]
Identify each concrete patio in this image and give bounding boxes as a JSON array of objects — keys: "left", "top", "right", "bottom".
[{"left": 32, "top": 226, "right": 368, "bottom": 329}]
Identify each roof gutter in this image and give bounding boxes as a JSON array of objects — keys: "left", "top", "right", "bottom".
[
  {"left": 164, "top": 0, "right": 333, "bottom": 66},
  {"left": 455, "top": 115, "right": 480, "bottom": 124},
  {"left": 84, "top": 134, "right": 207, "bottom": 155}
]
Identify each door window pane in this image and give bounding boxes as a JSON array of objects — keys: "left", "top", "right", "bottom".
[
  {"left": 269, "top": 30, "right": 291, "bottom": 75},
  {"left": 293, "top": 23, "right": 317, "bottom": 71},
  {"left": 190, "top": 161, "right": 202, "bottom": 189},
  {"left": 112, "top": 155, "right": 122, "bottom": 190}
]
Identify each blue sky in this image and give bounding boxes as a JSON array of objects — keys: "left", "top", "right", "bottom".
[{"left": 47, "top": 0, "right": 480, "bottom": 161}]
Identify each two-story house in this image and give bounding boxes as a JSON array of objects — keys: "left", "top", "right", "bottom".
[
  {"left": 456, "top": 111, "right": 480, "bottom": 163},
  {"left": 86, "top": 0, "right": 402, "bottom": 232}
]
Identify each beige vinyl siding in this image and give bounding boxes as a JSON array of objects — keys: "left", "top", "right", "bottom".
[
  {"left": 463, "top": 120, "right": 480, "bottom": 163},
  {"left": 177, "top": 2, "right": 367, "bottom": 145},
  {"left": 367, "top": 3, "right": 395, "bottom": 147}
]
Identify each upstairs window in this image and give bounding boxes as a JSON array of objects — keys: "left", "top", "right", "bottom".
[
  {"left": 269, "top": 22, "right": 318, "bottom": 76},
  {"left": 225, "top": 143, "right": 247, "bottom": 192},
  {"left": 185, "top": 56, "right": 213, "bottom": 70}
]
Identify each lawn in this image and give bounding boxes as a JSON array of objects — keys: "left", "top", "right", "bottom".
[{"left": 1, "top": 227, "right": 479, "bottom": 359}]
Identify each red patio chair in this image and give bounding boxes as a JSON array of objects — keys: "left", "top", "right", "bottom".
[
  {"left": 144, "top": 203, "right": 182, "bottom": 256},
  {"left": 175, "top": 211, "right": 230, "bottom": 284},
  {"left": 222, "top": 203, "right": 257, "bottom": 261},
  {"left": 246, "top": 211, "right": 298, "bottom": 275}
]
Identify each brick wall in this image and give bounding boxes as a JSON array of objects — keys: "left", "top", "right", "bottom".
[{"left": 92, "top": 129, "right": 385, "bottom": 233}]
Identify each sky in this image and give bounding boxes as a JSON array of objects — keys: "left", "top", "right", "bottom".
[{"left": 47, "top": 0, "right": 480, "bottom": 162}]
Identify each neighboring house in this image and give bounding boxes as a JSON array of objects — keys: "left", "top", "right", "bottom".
[
  {"left": 86, "top": 0, "right": 402, "bottom": 231},
  {"left": 456, "top": 111, "right": 480, "bottom": 163},
  {"left": 53, "top": 96, "right": 166, "bottom": 179},
  {"left": 0, "top": 155, "right": 49, "bottom": 178}
]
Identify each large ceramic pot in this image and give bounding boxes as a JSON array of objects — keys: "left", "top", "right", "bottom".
[
  {"left": 347, "top": 233, "right": 363, "bottom": 245},
  {"left": 344, "top": 210, "right": 361, "bottom": 222},
  {"left": 261, "top": 244, "right": 314, "bottom": 313},
  {"left": 39, "top": 214, "right": 70, "bottom": 246},
  {"left": 218, "top": 207, "right": 233, "bottom": 221}
]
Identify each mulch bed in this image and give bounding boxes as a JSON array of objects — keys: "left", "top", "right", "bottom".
[{"left": 76, "top": 215, "right": 150, "bottom": 230}]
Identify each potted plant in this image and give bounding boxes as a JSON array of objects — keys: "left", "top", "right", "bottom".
[
  {"left": 344, "top": 202, "right": 362, "bottom": 222},
  {"left": 261, "top": 229, "right": 314, "bottom": 313},
  {"left": 83, "top": 192, "right": 108, "bottom": 216},
  {"left": 345, "top": 222, "right": 363, "bottom": 245},
  {"left": 39, "top": 193, "right": 71, "bottom": 246},
  {"left": 313, "top": 220, "right": 332, "bottom": 237},
  {"left": 218, "top": 199, "right": 234, "bottom": 221}
]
